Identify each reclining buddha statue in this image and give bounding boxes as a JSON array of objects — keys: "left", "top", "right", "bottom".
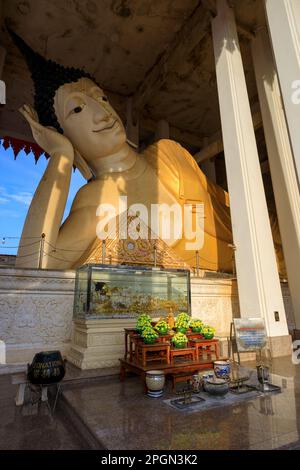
[{"left": 10, "top": 31, "right": 284, "bottom": 275}]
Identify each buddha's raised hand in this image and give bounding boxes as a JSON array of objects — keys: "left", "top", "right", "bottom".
[{"left": 19, "top": 104, "right": 74, "bottom": 162}]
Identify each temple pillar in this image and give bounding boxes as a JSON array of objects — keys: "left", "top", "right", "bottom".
[
  {"left": 252, "top": 27, "right": 300, "bottom": 331},
  {"left": 155, "top": 119, "right": 170, "bottom": 141},
  {"left": 200, "top": 158, "right": 216, "bottom": 183},
  {"left": 212, "top": 0, "right": 290, "bottom": 354},
  {"left": 265, "top": 0, "right": 300, "bottom": 182}
]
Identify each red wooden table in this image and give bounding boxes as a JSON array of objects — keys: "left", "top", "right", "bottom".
[
  {"left": 170, "top": 347, "right": 196, "bottom": 363},
  {"left": 188, "top": 338, "right": 220, "bottom": 361},
  {"left": 124, "top": 328, "right": 140, "bottom": 361},
  {"left": 136, "top": 342, "right": 171, "bottom": 367}
]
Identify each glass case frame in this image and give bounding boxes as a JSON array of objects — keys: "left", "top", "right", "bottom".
[{"left": 73, "top": 264, "right": 191, "bottom": 320}]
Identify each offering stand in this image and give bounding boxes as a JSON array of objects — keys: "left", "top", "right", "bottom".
[{"left": 120, "top": 328, "right": 219, "bottom": 390}]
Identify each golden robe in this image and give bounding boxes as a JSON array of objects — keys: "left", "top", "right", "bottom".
[{"left": 75, "top": 139, "right": 285, "bottom": 276}]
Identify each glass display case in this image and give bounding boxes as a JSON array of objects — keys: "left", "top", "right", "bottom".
[{"left": 73, "top": 264, "right": 191, "bottom": 319}]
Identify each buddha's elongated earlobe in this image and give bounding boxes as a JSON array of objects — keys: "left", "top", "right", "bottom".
[{"left": 74, "top": 149, "right": 94, "bottom": 181}]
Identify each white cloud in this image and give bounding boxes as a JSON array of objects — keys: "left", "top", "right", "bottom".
[
  {"left": 0, "top": 187, "right": 32, "bottom": 206},
  {"left": 10, "top": 192, "right": 32, "bottom": 206}
]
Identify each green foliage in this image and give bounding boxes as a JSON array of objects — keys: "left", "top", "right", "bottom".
[
  {"left": 202, "top": 325, "right": 215, "bottom": 339},
  {"left": 172, "top": 331, "right": 188, "bottom": 348},
  {"left": 190, "top": 318, "right": 203, "bottom": 332},
  {"left": 175, "top": 312, "right": 190, "bottom": 333},
  {"left": 136, "top": 313, "right": 152, "bottom": 333},
  {"left": 154, "top": 320, "right": 169, "bottom": 336},
  {"left": 141, "top": 326, "right": 159, "bottom": 344}
]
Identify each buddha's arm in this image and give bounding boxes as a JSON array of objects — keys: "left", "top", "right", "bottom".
[
  {"left": 16, "top": 105, "right": 75, "bottom": 267},
  {"left": 44, "top": 204, "right": 99, "bottom": 269},
  {"left": 16, "top": 151, "right": 74, "bottom": 266},
  {"left": 45, "top": 179, "right": 122, "bottom": 269}
]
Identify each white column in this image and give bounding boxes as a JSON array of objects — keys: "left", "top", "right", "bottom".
[
  {"left": 212, "top": 0, "right": 288, "bottom": 339},
  {"left": 252, "top": 27, "right": 300, "bottom": 330},
  {"left": 155, "top": 119, "right": 170, "bottom": 141},
  {"left": 200, "top": 158, "right": 217, "bottom": 183},
  {"left": 265, "top": 0, "right": 300, "bottom": 182}
]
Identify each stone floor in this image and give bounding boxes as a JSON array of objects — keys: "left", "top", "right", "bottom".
[
  {"left": 62, "top": 357, "right": 300, "bottom": 450},
  {"left": 0, "top": 373, "right": 84, "bottom": 449},
  {"left": 1, "top": 357, "right": 300, "bottom": 450}
]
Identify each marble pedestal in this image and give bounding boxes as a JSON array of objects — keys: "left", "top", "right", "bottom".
[{"left": 67, "top": 318, "right": 136, "bottom": 370}]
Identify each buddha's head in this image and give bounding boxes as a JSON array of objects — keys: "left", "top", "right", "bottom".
[
  {"left": 8, "top": 29, "right": 127, "bottom": 176},
  {"left": 54, "top": 77, "right": 126, "bottom": 163}
]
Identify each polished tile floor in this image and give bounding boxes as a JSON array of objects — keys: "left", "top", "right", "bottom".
[
  {"left": 1, "top": 357, "right": 300, "bottom": 450},
  {"left": 0, "top": 374, "right": 84, "bottom": 450},
  {"left": 62, "top": 357, "right": 300, "bottom": 450}
]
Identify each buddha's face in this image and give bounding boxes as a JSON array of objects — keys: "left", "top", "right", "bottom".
[{"left": 54, "top": 78, "right": 126, "bottom": 162}]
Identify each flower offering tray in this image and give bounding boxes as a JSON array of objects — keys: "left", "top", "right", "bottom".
[
  {"left": 256, "top": 382, "right": 281, "bottom": 393},
  {"left": 170, "top": 395, "right": 206, "bottom": 410},
  {"left": 229, "top": 375, "right": 255, "bottom": 394},
  {"left": 229, "top": 384, "right": 257, "bottom": 394}
]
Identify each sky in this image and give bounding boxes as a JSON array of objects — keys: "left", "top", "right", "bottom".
[{"left": 0, "top": 141, "right": 85, "bottom": 255}]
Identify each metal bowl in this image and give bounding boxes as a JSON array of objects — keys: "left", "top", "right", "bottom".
[{"left": 204, "top": 378, "right": 229, "bottom": 395}]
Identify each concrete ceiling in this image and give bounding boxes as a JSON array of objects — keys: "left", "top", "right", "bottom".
[{"left": 0, "top": 0, "right": 267, "bottom": 151}]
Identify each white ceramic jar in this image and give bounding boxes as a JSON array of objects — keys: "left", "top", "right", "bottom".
[{"left": 145, "top": 370, "right": 165, "bottom": 397}]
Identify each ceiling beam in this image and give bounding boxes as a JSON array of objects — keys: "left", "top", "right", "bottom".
[{"left": 131, "top": 4, "right": 212, "bottom": 115}]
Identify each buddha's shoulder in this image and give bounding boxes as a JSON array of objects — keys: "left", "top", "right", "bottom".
[
  {"left": 143, "top": 138, "right": 187, "bottom": 156},
  {"left": 70, "top": 177, "right": 118, "bottom": 212},
  {"left": 143, "top": 139, "right": 197, "bottom": 170}
]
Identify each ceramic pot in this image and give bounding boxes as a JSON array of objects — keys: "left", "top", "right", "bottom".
[
  {"left": 173, "top": 342, "right": 187, "bottom": 349},
  {"left": 192, "top": 328, "right": 203, "bottom": 333},
  {"left": 190, "top": 374, "right": 201, "bottom": 392},
  {"left": 27, "top": 350, "right": 65, "bottom": 385},
  {"left": 143, "top": 338, "right": 157, "bottom": 344},
  {"left": 203, "top": 332, "right": 214, "bottom": 340},
  {"left": 176, "top": 327, "right": 188, "bottom": 334},
  {"left": 145, "top": 370, "right": 165, "bottom": 398},
  {"left": 214, "top": 360, "right": 231, "bottom": 378},
  {"left": 204, "top": 378, "right": 229, "bottom": 395},
  {"left": 157, "top": 328, "right": 169, "bottom": 336}
]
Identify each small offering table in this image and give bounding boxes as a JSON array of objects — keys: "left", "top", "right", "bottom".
[
  {"left": 120, "top": 329, "right": 219, "bottom": 390},
  {"left": 119, "top": 358, "right": 214, "bottom": 391},
  {"left": 124, "top": 328, "right": 139, "bottom": 361},
  {"left": 188, "top": 338, "right": 220, "bottom": 361},
  {"left": 136, "top": 342, "right": 170, "bottom": 367},
  {"left": 170, "top": 347, "right": 196, "bottom": 363}
]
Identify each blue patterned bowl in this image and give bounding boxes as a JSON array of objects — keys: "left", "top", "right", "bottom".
[{"left": 213, "top": 360, "right": 231, "bottom": 378}]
